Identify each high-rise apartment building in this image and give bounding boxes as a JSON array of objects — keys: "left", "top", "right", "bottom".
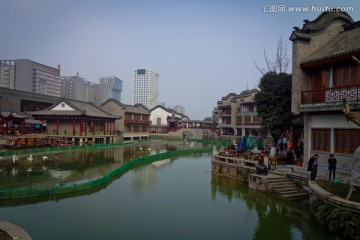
[
  {"left": 84, "top": 82, "right": 102, "bottom": 105},
  {"left": 132, "top": 69, "right": 159, "bottom": 109},
  {"left": 61, "top": 75, "right": 86, "bottom": 101},
  {"left": 0, "top": 59, "right": 61, "bottom": 97},
  {"left": 62, "top": 74, "right": 104, "bottom": 105},
  {"left": 99, "top": 76, "right": 123, "bottom": 103}
]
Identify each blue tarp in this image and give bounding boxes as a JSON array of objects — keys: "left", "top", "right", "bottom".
[
  {"left": 257, "top": 136, "right": 263, "bottom": 150},
  {"left": 248, "top": 135, "right": 255, "bottom": 149},
  {"left": 242, "top": 136, "right": 248, "bottom": 150},
  {"left": 237, "top": 138, "right": 243, "bottom": 151}
]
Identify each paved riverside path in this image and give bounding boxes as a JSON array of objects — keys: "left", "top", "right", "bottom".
[{"left": 0, "top": 221, "right": 32, "bottom": 240}]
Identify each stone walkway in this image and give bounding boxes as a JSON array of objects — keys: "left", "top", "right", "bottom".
[{"left": 0, "top": 222, "right": 32, "bottom": 240}]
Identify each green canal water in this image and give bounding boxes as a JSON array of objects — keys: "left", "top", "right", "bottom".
[{"left": 0, "top": 141, "right": 337, "bottom": 239}]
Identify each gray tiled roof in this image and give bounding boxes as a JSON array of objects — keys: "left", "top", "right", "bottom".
[
  {"left": 0, "top": 112, "right": 29, "bottom": 119},
  {"left": 125, "top": 104, "right": 150, "bottom": 114},
  {"left": 289, "top": 31, "right": 311, "bottom": 41},
  {"left": 149, "top": 105, "right": 189, "bottom": 119},
  {"left": 302, "top": 11, "right": 353, "bottom": 31},
  {"left": 290, "top": 11, "right": 353, "bottom": 42},
  {"left": 101, "top": 99, "right": 149, "bottom": 115},
  {"left": 302, "top": 24, "right": 360, "bottom": 64},
  {"left": 26, "top": 99, "right": 118, "bottom": 119}
]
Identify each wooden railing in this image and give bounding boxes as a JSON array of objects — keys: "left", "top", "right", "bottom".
[
  {"left": 301, "top": 84, "right": 360, "bottom": 104},
  {"left": 124, "top": 119, "right": 151, "bottom": 124}
]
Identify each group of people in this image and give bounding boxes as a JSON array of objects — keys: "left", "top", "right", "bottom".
[
  {"left": 307, "top": 153, "right": 337, "bottom": 181},
  {"left": 278, "top": 139, "right": 304, "bottom": 161}
]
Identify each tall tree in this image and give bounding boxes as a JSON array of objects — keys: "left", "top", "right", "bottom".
[{"left": 254, "top": 71, "right": 294, "bottom": 145}]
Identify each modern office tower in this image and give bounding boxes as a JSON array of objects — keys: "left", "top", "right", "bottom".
[
  {"left": 173, "top": 105, "right": 185, "bottom": 114},
  {"left": 132, "top": 69, "right": 159, "bottom": 109},
  {"left": 99, "top": 76, "right": 123, "bottom": 103},
  {"left": 61, "top": 75, "right": 87, "bottom": 101},
  {"left": 0, "top": 59, "right": 61, "bottom": 97}
]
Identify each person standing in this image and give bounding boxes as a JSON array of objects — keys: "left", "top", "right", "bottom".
[
  {"left": 279, "top": 141, "right": 284, "bottom": 154},
  {"left": 307, "top": 153, "right": 319, "bottom": 181},
  {"left": 286, "top": 148, "right": 294, "bottom": 165},
  {"left": 328, "top": 154, "right": 337, "bottom": 181}
]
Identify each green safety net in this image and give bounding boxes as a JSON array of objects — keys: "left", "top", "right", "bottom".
[{"left": 0, "top": 139, "right": 216, "bottom": 201}]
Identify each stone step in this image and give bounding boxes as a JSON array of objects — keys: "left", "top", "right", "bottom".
[
  {"left": 271, "top": 182, "right": 295, "bottom": 187},
  {"left": 265, "top": 176, "right": 308, "bottom": 200},
  {"left": 267, "top": 179, "right": 294, "bottom": 184},
  {"left": 281, "top": 192, "right": 308, "bottom": 199},
  {"left": 277, "top": 189, "right": 302, "bottom": 194},
  {"left": 273, "top": 187, "right": 304, "bottom": 193},
  {"left": 274, "top": 186, "right": 299, "bottom": 191}
]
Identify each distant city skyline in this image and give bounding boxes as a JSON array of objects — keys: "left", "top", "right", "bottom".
[
  {"left": 0, "top": 58, "right": 123, "bottom": 107},
  {"left": 1, "top": 0, "right": 359, "bottom": 119}
]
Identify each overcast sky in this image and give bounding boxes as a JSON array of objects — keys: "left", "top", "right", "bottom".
[{"left": 1, "top": 0, "right": 359, "bottom": 119}]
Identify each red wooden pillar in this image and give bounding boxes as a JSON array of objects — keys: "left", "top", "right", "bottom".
[
  {"left": 85, "top": 120, "right": 88, "bottom": 136},
  {"left": 56, "top": 120, "right": 59, "bottom": 135},
  {"left": 104, "top": 121, "right": 106, "bottom": 135},
  {"left": 73, "top": 120, "right": 75, "bottom": 135},
  {"left": 92, "top": 121, "right": 95, "bottom": 135},
  {"left": 80, "top": 120, "right": 83, "bottom": 136}
]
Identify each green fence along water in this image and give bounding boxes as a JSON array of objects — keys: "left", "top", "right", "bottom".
[{"left": 0, "top": 147, "right": 211, "bottom": 201}]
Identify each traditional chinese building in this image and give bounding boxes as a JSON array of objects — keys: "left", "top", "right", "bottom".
[
  {"left": 168, "top": 119, "right": 218, "bottom": 139},
  {"left": 290, "top": 11, "right": 360, "bottom": 174},
  {"left": 27, "top": 98, "right": 120, "bottom": 145},
  {"left": 149, "top": 105, "right": 189, "bottom": 136},
  {"left": 213, "top": 89, "right": 263, "bottom": 137},
  {"left": 0, "top": 111, "right": 48, "bottom": 147},
  {"left": 101, "top": 99, "right": 151, "bottom": 141}
]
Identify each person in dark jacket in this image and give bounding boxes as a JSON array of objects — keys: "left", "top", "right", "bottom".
[
  {"left": 307, "top": 153, "right": 318, "bottom": 171},
  {"left": 328, "top": 154, "right": 337, "bottom": 181},
  {"left": 308, "top": 153, "right": 319, "bottom": 181},
  {"left": 286, "top": 148, "right": 294, "bottom": 165}
]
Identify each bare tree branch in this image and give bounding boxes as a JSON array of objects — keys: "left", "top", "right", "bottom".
[
  {"left": 253, "top": 37, "right": 290, "bottom": 75},
  {"left": 252, "top": 59, "right": 266, "bottom": 75}
]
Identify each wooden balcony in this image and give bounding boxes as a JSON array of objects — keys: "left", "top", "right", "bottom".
[
  {"left": 301, "top": 84, "right": 360, "bottom": 104},
  {"left": 124, "top": 119, "right": 151, "bottom": 124}
]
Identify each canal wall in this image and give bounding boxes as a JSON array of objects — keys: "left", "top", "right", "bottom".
[{"left": 211, "top": 160, "right": 255, "bottom": 181}]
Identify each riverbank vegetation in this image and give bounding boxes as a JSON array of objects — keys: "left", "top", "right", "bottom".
[
  {"left": 311, "top": 199, "right": 360, "bottom": 240},
  {"left": 313, "top": 180, "right": 360, "bottom": 240},
  {"left": 317, "top": 179, "right": 360, "bottom": 203}
]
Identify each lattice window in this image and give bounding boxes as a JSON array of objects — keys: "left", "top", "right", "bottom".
[
  {"left": 312, "top": 128, "right": 330, "bottom": 152},
  {"left": 334, "top": 129, "right": 360, "bottom": 154}
]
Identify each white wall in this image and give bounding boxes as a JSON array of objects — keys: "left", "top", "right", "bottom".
[
  {"left": 310, "top": 114, "right": 359, "bottom": 128},
  {"left": 150, "top": 108, "right": 171, "bottom": 125}
]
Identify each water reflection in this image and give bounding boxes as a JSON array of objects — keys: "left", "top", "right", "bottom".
[
  {"left": 130, "top": 159, "right": 173, "bottom": 196},
  {"left": 0, "top": 140, "right": 207, "bottom": 190},
  {"left": 0, "top": 153, "right": 337, "bottom": 240},
  {"left": 211, "top": 176, "right": 336, "bottom": 240}
]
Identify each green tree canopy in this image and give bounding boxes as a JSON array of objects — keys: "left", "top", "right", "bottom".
[{"left": 254, "top": 71, "right": 294, "bottom": 145}]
